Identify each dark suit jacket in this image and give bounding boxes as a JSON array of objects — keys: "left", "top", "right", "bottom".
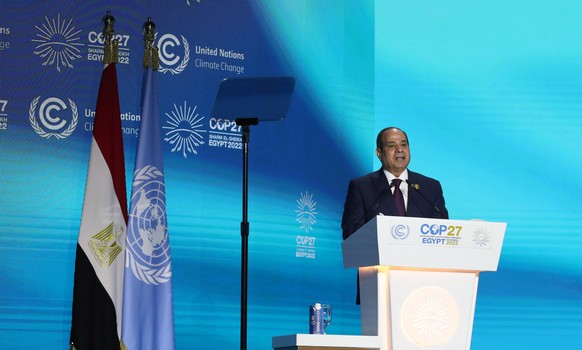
[
  {"left": 341, "top": 168, "right": 449, "bottom": 304},
  {"left": 341, "top": 168, "right": 449, "bottom": 240}
]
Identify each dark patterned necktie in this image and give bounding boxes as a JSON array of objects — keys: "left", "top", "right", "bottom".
[{"left": 391, "top": 178, "right": 406, "bottom": 216}]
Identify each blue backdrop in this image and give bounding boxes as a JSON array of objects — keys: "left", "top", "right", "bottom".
[{"left": 0, "top": 1, "right": 580, "bottom": 349}]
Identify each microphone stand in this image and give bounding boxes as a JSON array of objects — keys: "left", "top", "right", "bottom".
[{"left": 406, "top": 180, "right": 446, "bottom": 218}]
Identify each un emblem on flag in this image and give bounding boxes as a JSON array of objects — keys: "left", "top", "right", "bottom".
[{"left": 126, "top": 165, "right": 172, "bottom": 285}]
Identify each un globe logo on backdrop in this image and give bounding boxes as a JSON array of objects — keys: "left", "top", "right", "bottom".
[{"left": 125, "top": 165, "right": 172, "bottom": 285}]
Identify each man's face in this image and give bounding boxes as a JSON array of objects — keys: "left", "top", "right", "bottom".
[{"left": 376, "top": 129, "right": 410, "bottom": 176}]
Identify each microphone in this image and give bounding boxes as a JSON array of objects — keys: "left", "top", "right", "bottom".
[
  {"left": 369, "top": 181, "right": 400, "bottom": 217},
  {"left": 368, "top": 187, "right": 390, "bottom": 215},
  {"left": 406, "top": 180, "right": 446, "bottom": 218}
]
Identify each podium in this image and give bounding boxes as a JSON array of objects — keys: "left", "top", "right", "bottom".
[{"left": 342, "top": 216, "right": 506, "bottom": 350}]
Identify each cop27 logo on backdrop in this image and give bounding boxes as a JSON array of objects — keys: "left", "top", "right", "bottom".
[
  {"left": 0, "top": 100, "right": 8, "bottom": 131},
  {"left": 295, "top": 191, "right": 318, "bottom": 259},
  {"left": 125, "top": 166, "right": 172, "bottom": 285},
  {"left": 29, "top": 96, "right": 78, "bottom": 139},
  {"left": 87, "top": 29, "right": 131, "bottom": 65},
  {"left": 32, "top": 14, "right": 84, "bottom": 72},
  {"left": 295, "top": 191, "right": 318, "bottom": 232},
  {"left": 163, "top": 101, "right": 206, "bottom": 158},
  {"left": 156, "top": 33, "right": 190, "bottom": 75}
]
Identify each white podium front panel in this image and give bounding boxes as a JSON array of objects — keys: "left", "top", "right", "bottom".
[
  {"left": 342, "top": 216, "right": 506, "bottom": 272},
  {"left": 389, "top": 270, "right": 477, "bottom": 350},
  {"left": 358, "top": 267, "right": 479, "bottom": 350}
]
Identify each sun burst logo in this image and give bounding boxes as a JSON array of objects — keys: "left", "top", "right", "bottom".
[
  {"left": 163, "top": 101, "right": 206, "bottom": 158},
  {"left": 411, "top": 296, "right": 451, "bottom": 338},
  {"left": 32, "top": 14, "right": 84, "bottom": 72},
  {"left": 473, "top": 227, "right": 490, "bottom": 247},
  {"left": 295, "top": 191, "right": 317, "bottom": 232},
  {"left": 401, "top": 286, "right": 460, "bottom": 347}
]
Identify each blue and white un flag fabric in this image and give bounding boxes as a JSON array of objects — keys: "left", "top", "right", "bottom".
[{"left": 121, "top": 67, "right": 175, "bottom": 350}]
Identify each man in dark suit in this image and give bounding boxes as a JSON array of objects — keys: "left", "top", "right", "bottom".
[
  {"left": 341, "top": 126, "right": 449, "bottom": 303},
  {"left": 342, "top": 126, "right": 449, "bottom": 239}
]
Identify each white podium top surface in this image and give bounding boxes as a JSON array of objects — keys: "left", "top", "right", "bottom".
[
  {"left": 272, "top": 334, "right": 381, "bottom": 349},
  {"left": 342, "top": 216, "right": 506, "bottom": 271}
]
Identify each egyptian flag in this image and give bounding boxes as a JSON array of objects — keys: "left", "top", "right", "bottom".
[{"left": 70, "top": 63, "right": 127, "bottom": 349}]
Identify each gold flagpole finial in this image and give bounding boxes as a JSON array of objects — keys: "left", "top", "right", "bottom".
[
  {"left": 102, "top": 10, "right": 119, "bottom": 64},
  {"left": 143, "top": 17, "right": 159, "bottom": 70}
]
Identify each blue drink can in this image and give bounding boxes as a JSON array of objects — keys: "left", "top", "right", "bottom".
[{"left": 309, "top": 303, "right": 324, "bottom": 334}]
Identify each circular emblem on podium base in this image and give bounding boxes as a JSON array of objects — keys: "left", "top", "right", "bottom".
[{"left": 401, "top": 286, "right": 460, "bottom": 347}]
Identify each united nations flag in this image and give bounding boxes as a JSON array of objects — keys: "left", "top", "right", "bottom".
[{"left": 121, "top": 18, "right": 175, "bottom": 350}]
